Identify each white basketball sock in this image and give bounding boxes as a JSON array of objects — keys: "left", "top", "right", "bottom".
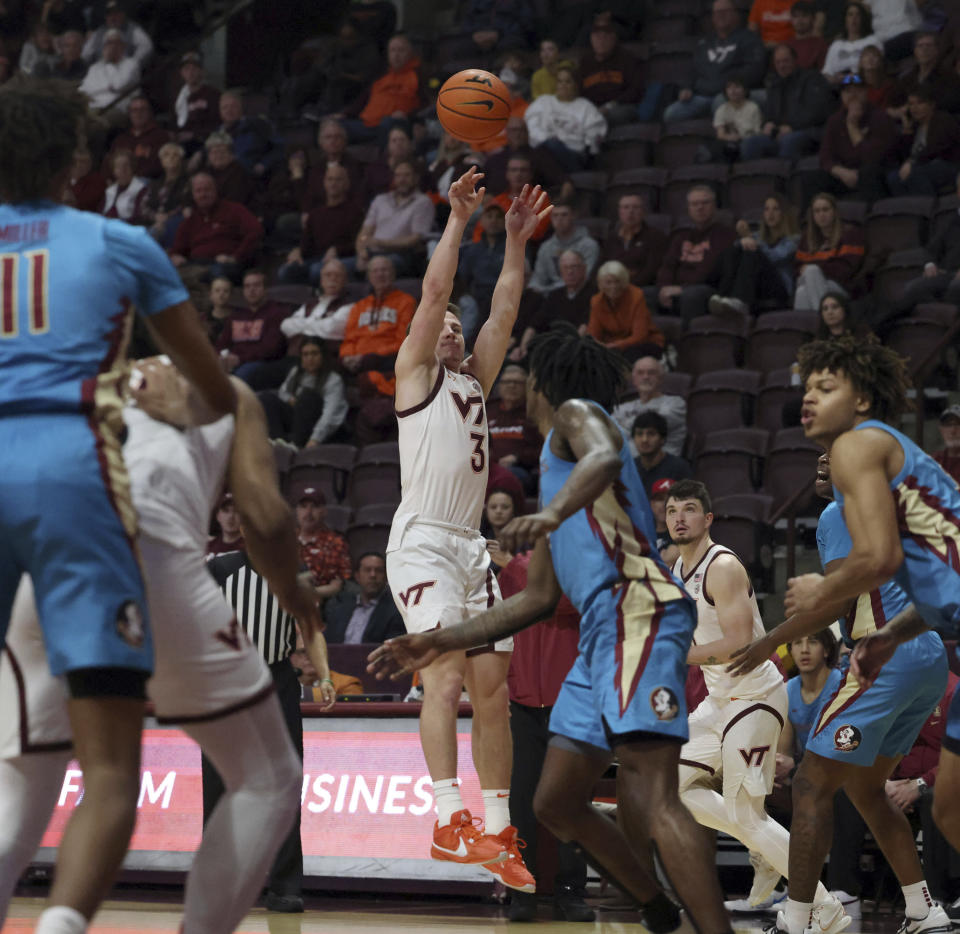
[
  {"left": 902, "top": 881, "right": 934, "bottom": 919},
  {"left": 785, "top": 898, "right": 814, "bottom": 934},
  {"left": 34, "top": 906, "right": 87, "bottom": 934},
  {"left": 481, "top": 788, "right": 511, "bottom": 836},
  {"left": 432, "top": 778, "right": 464, "bottom": 827},
  {"left": 180, "top": 697, "right": 301, "bottom": 934}
]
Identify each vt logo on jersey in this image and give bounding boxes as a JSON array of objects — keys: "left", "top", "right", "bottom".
[
  {"left": 450, "top": 390, "right": 484, "bottom": 427},
  {"left": 834, "top": 724, "right": 862, "bottom": 751},
  {"left": 399, "top": 581, "right": 436, "bottom": 608}
]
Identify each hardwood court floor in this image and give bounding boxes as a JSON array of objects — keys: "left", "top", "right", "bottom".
[{"left": 3, "top": 895, "right": 909, "bottom": 934}]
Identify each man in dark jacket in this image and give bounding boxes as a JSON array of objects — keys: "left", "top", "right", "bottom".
[
  {"left": 656, "top": 185, "right": 736, "bottom": 324},
  {"left": 800, "top": 74, "right": 897, "bottom": 207},
  {"left": 664, "top": 0, "right": 768, "bottom": 122},
  {"left": 322, "top": 552, "right": 405, "bottom": 644},
  {"left": 742, "top": 44, "right": 832, "bottom": 159},
  {"left": 895, "top": 172, "right": 960, "bottom": 313},
  {"left": 886, "top": 87, "right": 960, "bottom": 196},
  {"left": 579, "top": 21, "right": 646, "bottom": 127}
]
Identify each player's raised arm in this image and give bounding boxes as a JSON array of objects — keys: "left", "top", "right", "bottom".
[
  {"left": 226, "top": 379, "right": 323, "bottom": 639},
  {"left": 394, "top": 167, "right": 484, "bottom": 383},
  {"left": 498, "top": 399, "right": 621, "bottom": 552},
  {"left": 468, "top": 185, "right": 551, "bottom": 396},
  {"left": 145, "top": 300, "right": 237, "bottom": 416},
  {"left": 367, "top": 535, "right": 563, "bottom": 679}
]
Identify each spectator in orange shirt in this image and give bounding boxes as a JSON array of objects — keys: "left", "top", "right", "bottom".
[
  {"left": 748, "top": 0, "right": 796, "bottom": 46},
  {"left": 337, "top": 34, "right": 423, "bottom": 145},
  {"left": 588, "top": 260, "right": 665, "bottom": 361},
  {"left": 295, "top": 487, "right": 353, "bottom": 601},
  {"left": 339, "top": 255, "right": 416, "bottom": 443}
]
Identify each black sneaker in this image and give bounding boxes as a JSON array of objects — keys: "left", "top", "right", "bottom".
[
  {"left": 553, "top": 885, "right": 596, "bottom": 922},
  {"left": 265, "top": 892, "right": 304, "bottom": 913}
]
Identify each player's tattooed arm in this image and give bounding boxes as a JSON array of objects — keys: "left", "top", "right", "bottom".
[
  {"left": 850, "top": 604, "right": 927, "bottom": 688},
  {"left": 368, "top": 539, "right": 562, "bottom": 679},
  {"left": 499, "top": 400, "right": 621, "bottom": 553}
]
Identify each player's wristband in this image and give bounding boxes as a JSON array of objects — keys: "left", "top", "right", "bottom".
[{"left": 320, "top": 678, "right": 334, "bottom": 687}]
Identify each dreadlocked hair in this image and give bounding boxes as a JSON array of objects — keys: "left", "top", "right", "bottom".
[
  {"left": 797, "top": 333, "right": 912, "bottom": 422},
  {"left": 526, "top": 322, "right": 628, "bottom": 411},
  {"left": 0, "top": 81, "right": 88, "bottom": 203}
]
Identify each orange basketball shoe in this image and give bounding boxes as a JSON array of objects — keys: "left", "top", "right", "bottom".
[
  {"left": 483, "top": 826, "right": 536, "bottom": 893},
  {"left": 431, "top": 809, "right": 508, "bottom": 865}
]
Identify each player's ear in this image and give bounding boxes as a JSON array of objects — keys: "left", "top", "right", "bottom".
[
  {"left": 854, "top": 392, "right": 872, "bottom": 416},
  {"left": 704, "top": 511, "right": 713, "bottom": 528}
]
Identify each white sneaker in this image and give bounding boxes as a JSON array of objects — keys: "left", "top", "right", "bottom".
[
  {"left": 808, "top": 894, "right": 854, "bottom": 934},
  {"left": 726, "top": 889, "right": 786, "bottom": 913},
  {"left": 898, "top": 904, "right": 953, "bottom": 934},
  {"left": 749, "top": 853, "right": 783, "bottom": 906},
  {"left": 828, "top": 890, "right": 862, "bottom": 921}
]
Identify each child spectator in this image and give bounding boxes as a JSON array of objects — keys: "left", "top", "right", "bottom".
[{"left": 712, "top": 75, "right": 764, "bottom": 162}]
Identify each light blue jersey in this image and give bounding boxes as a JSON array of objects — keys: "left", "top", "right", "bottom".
[
  {"left": 816, "top": 501, "right": 911, "bottom": 642},
  {"left": 540, "top": 406, "right": 696, "bottom": 750},
  {"left": 836, "top": 420, "right": 960, "bottom": 633},
  {"left": 0, "top": 202, "right": 187, "bottom": 417},
  {"left": 0, "top": 202, "right": 188, "bottom": 676},
  {"left": 807, "top": 483, "right": 946, "bottom": 766}
]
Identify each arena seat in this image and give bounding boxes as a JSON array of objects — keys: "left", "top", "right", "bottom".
[
  {"left": 754, "top": 367, "right": 802, "bottom": 433},
  {"left": 675, "top": 313, "right": 749, "bottom": 375},
  {"left": 746, "top": 310, "right": 817, "bottom": 374},
  {"left": 654, "top": 119, "right": 715, "bottom": 167},
  {"left": 597, "top": 124, "right": 661, "bottom": 175},
  {"left": 686, "top": 369, "right": 761, "bottom": 436},
  {"left": 695, "top": 427, "right": 770, "bottom": 496},
  {"left": 287, "top": 444, "right": 358, "bottom": 504},
  {"left": 865, "top": 197, "right": 935, "bottom": 256},
  {"left": 348, "top": 444, "right": 402, "bottom": 508},
  {"left": 726, "top": 159, "right": 791, "bottom": 216},
  {"left": 762, "top": 428, "right": 822, "bottom": 516},
  {"left": 324, "top": 504, "right": 353, "bottom": 533}
]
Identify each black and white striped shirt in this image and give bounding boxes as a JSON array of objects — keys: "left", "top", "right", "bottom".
[{"left": 207, "top": 551, "right": 296, "bottom": 666}]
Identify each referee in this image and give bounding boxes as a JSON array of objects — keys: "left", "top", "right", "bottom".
[{"left": 204, "top": 549, "right": 329, "bottom": 913}]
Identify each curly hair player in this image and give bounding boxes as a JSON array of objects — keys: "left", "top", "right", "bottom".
[
  {"left": 728, "top": 335, "right": 957, "bottom": 934},
  {"left": 372, "top": 324, "right": 733, "bottom": 934}
]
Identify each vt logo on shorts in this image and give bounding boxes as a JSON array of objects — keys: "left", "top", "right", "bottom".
[
  {"left": 650, "top": 687, "right": 679, "bottom": 721},
  {"left": 399, "top": 580, "right": 436, "bottom": 608},
  {"left": 834, "top": 724, "right": 862, "bottom": 751},
  {"left": 115, "top": 600, "right": 145, "bottom": 648}
]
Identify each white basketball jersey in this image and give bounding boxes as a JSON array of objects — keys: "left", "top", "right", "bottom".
[
  {"left": 123, "top": 405, "right": 235, "bottom": 551},
  {"left": 389, "top": 365, "right": 489, "bottom": 549},
  {"left": 673, "top": 543, "right": 782, "bottom": 700}
]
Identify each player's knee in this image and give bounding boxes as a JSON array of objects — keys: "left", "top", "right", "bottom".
[
  {"left": 425, "top": 670, "right": 465, "bottom": 707},
  {"left": 726, "top": 787, "right": 765, "bottom": 835},
  {"left": 469, "top": 677, "right": 508, "bottom": 716},
  {"left": 533, "top": 783, "right": 574, "bottom": 838}
]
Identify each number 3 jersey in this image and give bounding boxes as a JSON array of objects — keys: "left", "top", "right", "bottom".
[{"left": 388, "top": 365, "right": 489, "bottom": 548}]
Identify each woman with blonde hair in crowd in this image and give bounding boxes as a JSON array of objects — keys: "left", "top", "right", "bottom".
[
  {"left": 793, "top": 192, "right": 864, "bottom": 310},
  {"left": 709, "top": 193, "right": 800, "bottom": 316}
]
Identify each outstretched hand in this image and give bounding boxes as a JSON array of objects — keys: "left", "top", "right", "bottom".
[
  {"left": 498, "top": 508, "right": 559, "bottom": 553},
  {"left": 726, "top": 634, "right": 775, "bottom": 678},
  {"left": 448, "top": 165, "right": 486, "bottom": 221},
  {"left": 367, "top": 632, "right": 442, "bottom": 680},
  {"left": 505, "top": 184, "right": 552, "bottom": 242}
]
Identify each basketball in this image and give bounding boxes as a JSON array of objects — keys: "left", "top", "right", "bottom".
[{"left": 436, "top": 69, "right": 511, "bottom": 143}]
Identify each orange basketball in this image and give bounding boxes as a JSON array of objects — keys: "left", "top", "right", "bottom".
[{"left": 436, "top": 69, "right": 511, "bottom": 143}]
